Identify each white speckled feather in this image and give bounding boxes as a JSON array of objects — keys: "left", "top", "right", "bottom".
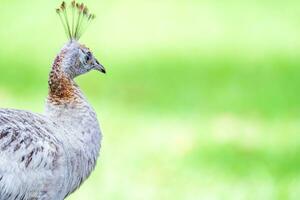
[
  {"left": 0, "top": 1, "right": 106, "bottom": 197},
  {"left": 0, "top": 39, "right": 104, "bottom": 200}
]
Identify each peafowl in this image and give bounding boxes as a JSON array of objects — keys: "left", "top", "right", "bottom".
[{"left": 0, "top": 1, "right": 105, "bottom": 199}]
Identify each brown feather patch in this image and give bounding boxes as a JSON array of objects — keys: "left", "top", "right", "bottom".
[{"left": 48, "top": 53, "right": 78, "bottom": 104}]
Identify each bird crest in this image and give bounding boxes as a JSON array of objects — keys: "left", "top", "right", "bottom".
[{"left": 56, "top": 1, "right": 95, "bottom": 41}]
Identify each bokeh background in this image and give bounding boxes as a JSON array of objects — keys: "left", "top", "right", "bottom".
[{"left": 0, "top": 0, "right": 300, "bottom": 199}]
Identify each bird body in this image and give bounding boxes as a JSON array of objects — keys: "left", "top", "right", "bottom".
[
  {"left": 0, "top": 40, "right": 104, "bottom": 200},
  {"left": 0, "top": 2, "right": 106, "bottom": 198}
]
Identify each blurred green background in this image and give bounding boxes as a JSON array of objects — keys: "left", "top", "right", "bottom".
[{"left": 0, "top": 0, "right": 300, "bottom": 199}]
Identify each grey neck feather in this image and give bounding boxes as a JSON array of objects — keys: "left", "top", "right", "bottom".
[{"left": 46, "top": 54, "right": 102, "bottom": 194}]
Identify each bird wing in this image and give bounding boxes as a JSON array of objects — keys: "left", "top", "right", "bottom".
[{"left": 0, "top": 109, "right": 65, "bottom": 199}]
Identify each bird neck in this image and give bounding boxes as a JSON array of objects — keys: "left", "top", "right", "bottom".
[
  {"left": 46, "top": 53, "right": 101, "bottom": 145},
  {"left": 46, "top": 53, "right": 101, "bottom": 189},
  {"left": 47, "top": 50, "right": 99, "bottom": 121}
]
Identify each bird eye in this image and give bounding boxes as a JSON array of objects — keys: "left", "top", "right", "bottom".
[{"left": 85, "top": 52, "right": 92, "bottom": 61}]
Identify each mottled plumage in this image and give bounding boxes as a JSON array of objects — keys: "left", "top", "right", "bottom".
[{"left": 0, "top": 2, "right": 106, "bottom": 199}]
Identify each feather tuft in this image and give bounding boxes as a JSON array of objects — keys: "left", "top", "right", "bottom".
[
  {"left": 61, "top": 1, "right": 66, "bottom": 10},
  {"left": 56, "top": 1, "right": 96, "bottom": 40}
]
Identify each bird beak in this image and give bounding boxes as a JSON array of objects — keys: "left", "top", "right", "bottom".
[{"left": 94, "top": 59, "right": 106, "bottom": 74}]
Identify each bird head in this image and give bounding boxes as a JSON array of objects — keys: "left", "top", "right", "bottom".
[
  {"left": 59, "top": 40, "right": 105, "bottom": 78},
  {"left": 55, "top": 1, "right": 105, "bottom": 78}
]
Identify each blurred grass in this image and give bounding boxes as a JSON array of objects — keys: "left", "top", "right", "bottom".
[{"left": 0, "top": 0, "right": 300, "bottom": 199}]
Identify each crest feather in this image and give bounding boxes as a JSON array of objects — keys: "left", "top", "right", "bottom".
[{"left": 56, "top": 1, "right": 96, "bottom": 40}]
